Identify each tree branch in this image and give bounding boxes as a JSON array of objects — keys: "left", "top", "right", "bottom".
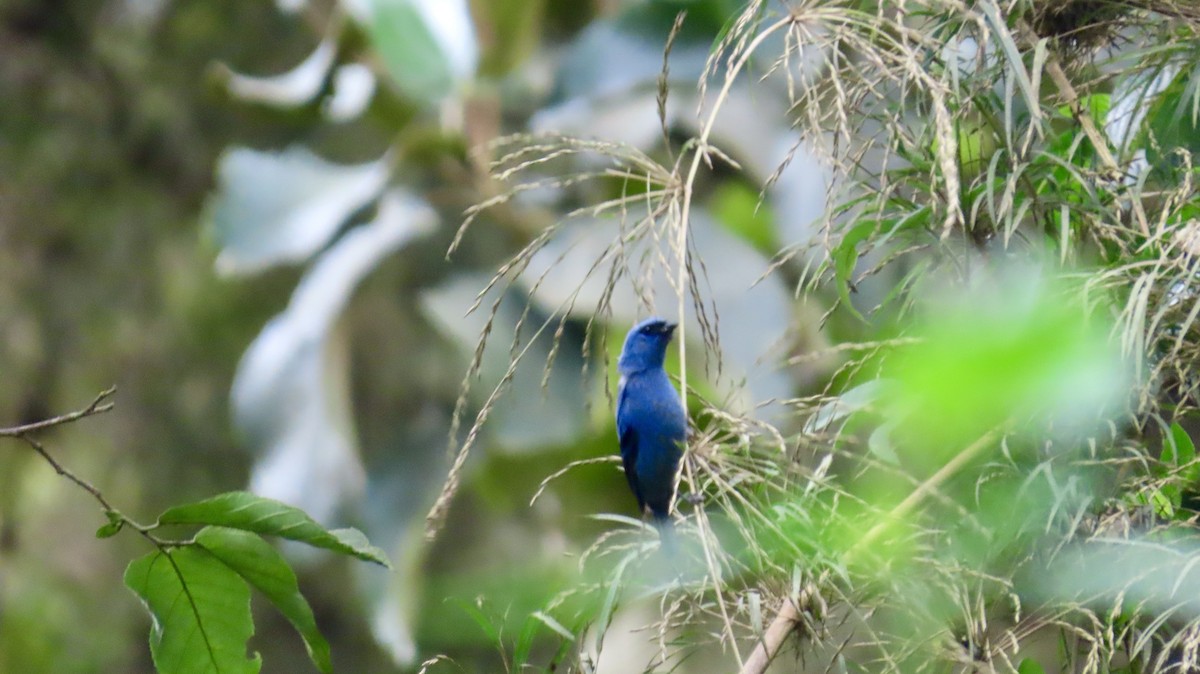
[
  {"left": 1, "top": 388, "right": 118, "bottom": 510},
  {"left": 0, "top": 386, "right": 116, "bottom": 437},
  {"left": 0, "top": 387, "right": 167, "bottom": 540}
]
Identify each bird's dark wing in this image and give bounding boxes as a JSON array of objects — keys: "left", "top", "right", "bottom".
[{"left": 616, "top": 378, "right": 643, "bottom": 510}]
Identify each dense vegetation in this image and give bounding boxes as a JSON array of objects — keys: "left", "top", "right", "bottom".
[{"left": 4, "top": 0, "right": 1200, "bottom": 672}]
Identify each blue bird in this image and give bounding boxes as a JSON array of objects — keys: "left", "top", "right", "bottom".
[{"left": 616, "top": 317, "right": 687, "bottom": 537}]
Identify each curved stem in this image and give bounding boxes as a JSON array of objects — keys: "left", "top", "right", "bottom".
[
  {"left": 1, "top": 387, "right": 181, "bottom": 548},
  {"left": 674, "top": 15, "right": 793, "bottom": 408}
]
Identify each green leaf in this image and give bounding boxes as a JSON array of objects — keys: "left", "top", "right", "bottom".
[
  {"left": 368, "top": 0, "right": 457, "bottom": 104},
  {"left": 1150, "top": 487, "right": 1177, "bottom": 518},
  {"left": 1162, "top": 431, "right": 1178, "bottom": 466},
  {"left": 711, "top": 182, "right": 776, "bottom": 253},
  {"left": 1162, "top": 422, "right": 1199, "bottom": 492},
  {"left": 156, "top": 492, "right": 391, "bottom": 567},
  {"left": 195, "top": 527, "right": 332, "bottom": 674},
  {"left": 513, "top": 611, "right": 576, "bottom": 666},
  {"left": 96, "top": 510, "right": 124, "bottom": 538},
  {"left": 1018, "top": 658, "right": 1046, "bottom": 674},
  {"left": 1171, "top": 422, "right": 1196, "bottom": 466},
  {"left": 452, "top": 599, "right": 501, "bottom": 645},
  {"left": 977, "top": 1, "right": 1041, "bottom": 125},
  {"left": 513, "top": 614, "right": 540, "bottom": 667},
  {"left": 868, "top": 422, "right": 901, "bottom": 465},
  {"left": 884, "top": 274, "right": 1125, "bottom": 456},
  {"left": 831, "top": 220, "right": 876, "bottom": 321},
  {"left": 532, "top": 611, "right": 576, "bottom": 642},
  {"left": 1140, "top": 64, "right": 1200, "bottom": 179},
  {"left": 125, "top": 547, "right": 261, "bottom": 674}
]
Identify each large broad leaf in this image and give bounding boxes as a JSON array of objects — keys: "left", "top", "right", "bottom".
[
  {"left": 353, "top": 407, "right": 453, "bottom": 667},
  {"left": 195, "top": 527, "right": 332, "bottom": 673},
  {"left": 232, "top": 191, "right": 435, "bottom": 525},
  {"left": 420, "top": 275, "right": 589, "bottom": 451},
  {"left": 222, "top": 38, "right": 337, "bottom": 109},
  {"left": 209, "top": 146, "right": 391, "bottom": 275},
  {"left": 1034, "top": 538, "right": 1200, "bottom": 618},
  {"left": 157, "top": 492, "right": 391, "bottom": 567},
  {"left": 803, "top": 380, "right": 889, "bottom": 435},
  {"left": 324, "top": 64, "right": 377, "bottom": 122},
  {"left": 549, "top": 0, "right": 735, "bottom": 105},
  {"left": 515, "top": 210, "right": 793, "bottom": 420},
  {"left": 533, "top": 0, "right": 769, "bottom": 152},
  {"left": 125, "top": 547, "right": 261, "bottom": 674},
  {"left": 363, "top": 0, "right": 477, "bottom": 105}
]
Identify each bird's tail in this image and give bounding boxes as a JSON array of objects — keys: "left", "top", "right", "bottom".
[{"left": 652, "top": 513, "right": 677, "bottom": 555}]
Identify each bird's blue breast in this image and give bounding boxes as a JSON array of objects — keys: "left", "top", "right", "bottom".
[{"left": 617, "top": 368, "right": 686, "bottom": 518}]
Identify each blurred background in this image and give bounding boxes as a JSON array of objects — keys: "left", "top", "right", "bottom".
[
  {"left": 0, "top": 0, "right": 807, "bottom": 671},
  {"left": 4, "top": 0, "right": 1200, "bottom": 673}
]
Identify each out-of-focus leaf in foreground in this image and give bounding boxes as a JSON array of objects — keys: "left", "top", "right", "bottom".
[{"left": 882, "top": 270, "right": 1129, "bottom": 462}]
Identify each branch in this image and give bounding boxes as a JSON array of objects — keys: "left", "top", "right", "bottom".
[
  {"left": 0, "top": 386, "right": 117, "bottom": 436},
  {"left": 1, "top": 387, "right": 118, "bottom": 510},
  {"left": 739, "top": 598, "right": 803, "bottom": 674},
  {"left": 0, "top": 387, "right": 167, "bottom": 542},
  {"left": 0, "top": 388, "right": 201, "bottom": 546}
]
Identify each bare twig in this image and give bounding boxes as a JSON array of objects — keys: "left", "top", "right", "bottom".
[
  {"left": 20, "top": 433, "right": 119, "bottom": 514},
  {"left": 1, "top": 387, "right": 171, "bottom": 541},
  {"left": 0, "top": 386, "right": 116, "bottom": 437},
  {"left": 0, "top": 387, "right": 119, "bottom": 512}
]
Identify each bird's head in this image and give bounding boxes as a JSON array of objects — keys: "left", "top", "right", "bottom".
[{"left": 618, "top": 317, "right": 677, "bottom": 374}]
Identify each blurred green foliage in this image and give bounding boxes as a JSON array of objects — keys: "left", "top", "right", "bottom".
[{"left": 4, "top": 0, "right": 1200, "bottom": 673}]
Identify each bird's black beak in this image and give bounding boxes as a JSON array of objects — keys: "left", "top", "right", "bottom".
[{"left": 664, "top": 322, "right": 678, "bottom": 334}]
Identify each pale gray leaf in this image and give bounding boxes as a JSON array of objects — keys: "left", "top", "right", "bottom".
[
  {"left": 210, "top": 146, "right": 391, "bottom": 275},
  {"left": 223, "top": 38, "right": 336, "bottom": 108},
  {"left": 324, "top": 64, "right": 377, "bottom": 122},
  {"left": 804, "top": 380, "right": 888, "bottom": 435},
  {"left": 517, "top": 210, "right": 793, "bottom": 419},
  {"left": 420, "top": 275, "right": 589, "bottom": 451},
  {"left": 233, "top": 190, "right": 436, "bottom": 524}
]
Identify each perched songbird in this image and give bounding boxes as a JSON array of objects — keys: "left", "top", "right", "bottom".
[{"left": 616, "top": 317, "right": 687, "bottom": 536}]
